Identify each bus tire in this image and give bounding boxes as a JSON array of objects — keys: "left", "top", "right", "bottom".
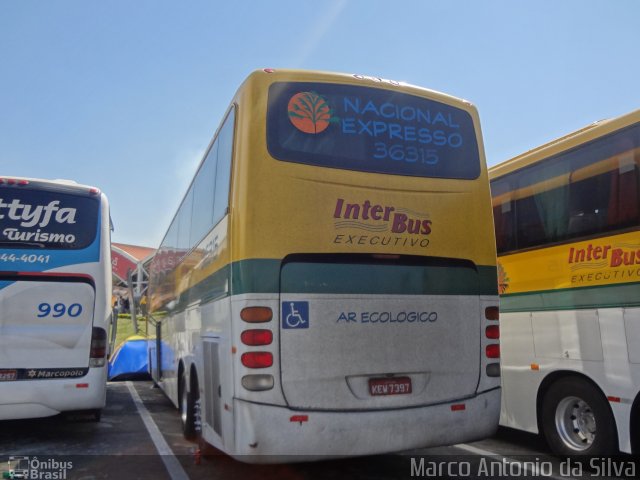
[
  {"left": 541, "top": 377, "right": 617, "bottom": 456},
  {"left": 180, "top": 375, "right": 197, "bottom": 440},
  {"left": 91, "top": 409, "right": 102, "bottom": 422}
]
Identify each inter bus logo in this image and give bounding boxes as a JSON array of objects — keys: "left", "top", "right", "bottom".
[
  {"left": 332, "top": 197, "right": 432, "bottom": 250},
  {"left": 333, "top": 198, "right": 432, "bottom": 235},
  {"left": 287, "top": 91, "right": 339, "bottom": 134},
  {"left": 568, "top": 243, "right": 640, "bottom": 268}
]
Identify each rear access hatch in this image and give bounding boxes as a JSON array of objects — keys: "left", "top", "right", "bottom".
[
  {"left": 0, "top": 278, "right": 95, "bottom": 376},
  {"left": 278, "top": 256, "right": 481, "bottom": 410}
]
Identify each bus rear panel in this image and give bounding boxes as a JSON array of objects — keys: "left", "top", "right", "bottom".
[
  {"left": 0, "top": 178, "right": 110, "bottom": 420},
  {"left": 148, "top": 70, "right": 500, "bottom": 461}
]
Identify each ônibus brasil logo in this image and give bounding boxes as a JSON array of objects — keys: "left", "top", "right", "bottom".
[{"left": 287, "top": 91, "right": 339, "bottom": 134}]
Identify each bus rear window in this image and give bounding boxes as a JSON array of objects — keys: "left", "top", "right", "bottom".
[
  {"left": 267, "top": 82, "right": 480, "bottom": 179},
  {"left": 0, "top": 188, "right": 99, "bottom": 250}
]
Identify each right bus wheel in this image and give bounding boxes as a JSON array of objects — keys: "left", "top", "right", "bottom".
[
  {"left": 91, "top": 409, "right": 102, "bottom": 422},
  {"left": 180, "top": 375, "right": 197, "bottom": 440},
  {"left": 541, "top": 377, "right": 617, "bottom": 456}
]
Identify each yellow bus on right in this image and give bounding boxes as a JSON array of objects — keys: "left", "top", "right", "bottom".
[{"left": 489, "top": 108, "right": 640, "bottom": 456}]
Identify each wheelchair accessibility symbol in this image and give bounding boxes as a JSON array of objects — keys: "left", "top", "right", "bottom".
[{"left": 282, "top": 301, "right": 309, "bottom": 329}]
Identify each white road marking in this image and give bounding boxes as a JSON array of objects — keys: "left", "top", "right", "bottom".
[
  {"left": 455, "top": 443, "right": 578, "bottom": 480},
  {"left": 126, "top": 381, "right": 190, "bottom": 480}
]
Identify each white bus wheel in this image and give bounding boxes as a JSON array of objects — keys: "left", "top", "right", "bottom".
[{"left": 541, "top": 377, "right": 617, "bottom": 456}]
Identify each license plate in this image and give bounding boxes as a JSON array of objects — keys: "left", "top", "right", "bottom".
[
  {"left": 0, "top": 370, "right": 17, "bottom": 381},
  {"left": 369, "top": 376, "right": 412, "bottom": 396}
]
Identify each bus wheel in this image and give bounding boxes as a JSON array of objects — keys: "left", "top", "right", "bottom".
[
  {"left": 541, "top": 377, "right": 617, "bottom": 456},
  {"left": 180, "top": 375, "right": 197, "bottom": 440}
]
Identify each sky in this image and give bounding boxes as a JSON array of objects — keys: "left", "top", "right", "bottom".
[{"left": 1, "top": 0, "right": 639, "bottom": 248}]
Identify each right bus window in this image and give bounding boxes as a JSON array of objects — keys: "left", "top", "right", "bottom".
[{"left": 492, "top": 123, "right": 640, "bottom": 253}]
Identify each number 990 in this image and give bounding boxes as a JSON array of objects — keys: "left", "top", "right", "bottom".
[{"left": 37, "top": 303, "right": 83, "bottom": 318}]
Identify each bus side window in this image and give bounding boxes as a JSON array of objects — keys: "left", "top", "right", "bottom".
[
  {"left": 607, "top": 151, "right": 639, "bottom": 227},
  {"left": 213, "top": 108, "right": 235, "bottom": 225},
  {"left": 567, "top": 172, "right": 609, "bottom": 237},
  {"left": 515, "top": 194, "right": 547, "bottom": 249},
  {"left": 177, "top": 188, "right": 194, "bottom": 253},
  {"left": 191, "top": 139, "right": 219, "bottom": 245},
  {"left": 493, "top": 200, "right": 515, "bottom": 254}
]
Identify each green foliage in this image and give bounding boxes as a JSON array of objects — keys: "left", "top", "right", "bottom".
[{"left": 111, "top": 315, "right": 149, "bottom": 352}]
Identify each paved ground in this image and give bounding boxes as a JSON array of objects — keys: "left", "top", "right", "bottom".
[{"left": 0, "top": 382, "right": 633, "bottom": 480}]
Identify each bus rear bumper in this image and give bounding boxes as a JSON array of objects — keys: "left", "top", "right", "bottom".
[
  {"left": 0, "top": 368, "right": 107, "bottom": 420},
  {"left": 230, "top": 387, "right": 500, "bottom": 462}
]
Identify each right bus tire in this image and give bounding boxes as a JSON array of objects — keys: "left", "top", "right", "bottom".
[
  {"left": 180, "top": 375, "right": 197, "bottom": 440},
  {"left": 541, "top": 377, "right": 617, "bottom": 456}
]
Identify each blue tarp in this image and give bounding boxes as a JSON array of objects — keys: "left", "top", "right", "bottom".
[{"left": 108, "top": 336, "right": 151, "bottom": 381}]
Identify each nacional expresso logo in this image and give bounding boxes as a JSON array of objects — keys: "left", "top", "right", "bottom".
[{"left": 287, "top": 91, "right": 339, "bottom": 134}]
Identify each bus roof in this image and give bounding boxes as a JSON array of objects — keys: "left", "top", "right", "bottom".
[
  {"left": 489, "top": 107, "right": 640, "bottom": 179},
  {"left": 241, "top": 68, "right": 479, "bottom": 111},
  {"left": 0, "top": 176, "right": 101, "bottom": 195}
]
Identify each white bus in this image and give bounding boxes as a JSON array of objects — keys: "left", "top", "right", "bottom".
[
  {"left": 148, "top": 69, "right": 501, "bottom": 462},
  {"left": 0, "top": 176, "right": 111, "bottom": 421},
  {"left": 490, "top": 108, "right": 640, "bottom": 455}
]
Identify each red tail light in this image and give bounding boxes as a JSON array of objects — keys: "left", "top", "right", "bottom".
[
  {"left": 241, "top": 329, "right": 273, "bottom": 346},
  {"left": 485, "top": 325, "right": 500, "bottom": 339},
  {"left": 486, "top": 344, "right": 500, "bottom": 359},
  {"left": 485, "top": 306, "right": 499, "bottom": 321},
  {"left": 90, "top": 327, "right": 107, "bottom": 367},
  {"left": 241, "top": 352, "right": 273, "bottom": 368},
  {"left": 290, "top": 415, "right": 308, "bottom": 423},
  {"left": 0, "top": 178, "right": 29, "bottom": 186}
]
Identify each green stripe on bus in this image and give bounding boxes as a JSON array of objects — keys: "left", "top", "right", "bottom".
[
  {"left": 500, "top": 282, "right": 640, "bottom": 312},
  {"left": 231, "top": 259, "right": 497, "bottom": 296},
  {"left": 168, "top": 260, "right": 497, "bottom": 311}
]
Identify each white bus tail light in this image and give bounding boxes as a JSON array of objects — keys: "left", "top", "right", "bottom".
[
  {"left": 240, "top": 307, "right": 273, "bottom": 323},
  {"left": 89, "top": 327, "right": 107, "bottom": 367},
  {"left": 241, "top": 329, "right": 273, "bottom": 346},
  {"left": 241, "top": 352, "right": 273, "bottom": 369},
  {"left": 242, "top": 374, "right": 274, "bottom": 391}
]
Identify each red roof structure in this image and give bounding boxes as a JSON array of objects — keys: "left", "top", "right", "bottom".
[{"left": 112, "top": 242, "right": 156, "bottom": 283}]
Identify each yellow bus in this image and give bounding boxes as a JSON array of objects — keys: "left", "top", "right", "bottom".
[
  {"left": 490, "top": 108, "right": 640, "bottom": 455},
  {"left": 148, "top": 69, "right": 500, "bottom": 462}
]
